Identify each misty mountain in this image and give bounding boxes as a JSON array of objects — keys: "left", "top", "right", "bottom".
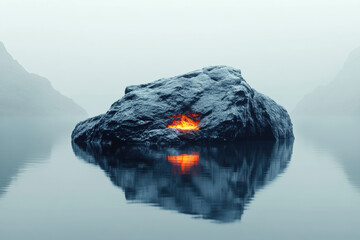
[
  {"left": 0, "top": 42, "right": 87, "bottom": 117},
  {"left": 293, "top": 46, "right": 360, "bottom": 116}
]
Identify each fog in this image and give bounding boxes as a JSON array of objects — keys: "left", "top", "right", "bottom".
[{"left": 1, "top": 0, "right": 360, "bottom": 115}]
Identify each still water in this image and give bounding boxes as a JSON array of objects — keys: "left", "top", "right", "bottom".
[{"left": 0, "top": 117, "right": 359, "bottom": 239}]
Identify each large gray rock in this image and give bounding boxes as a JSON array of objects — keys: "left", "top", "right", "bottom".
[{"left": 72, "top": 66, "right": 293, "bottom": 145}]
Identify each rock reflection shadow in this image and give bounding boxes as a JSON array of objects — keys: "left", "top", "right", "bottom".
[{"left": 72, "top": 140, "right": 293, "bottom": 222}]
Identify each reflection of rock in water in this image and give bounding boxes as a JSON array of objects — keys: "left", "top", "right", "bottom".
[
  {"left": 0, "top": 118, "right": 76, "bottom": 197},
  {"left": 73, "top": 140, "right": 293, "bottom": 222}
]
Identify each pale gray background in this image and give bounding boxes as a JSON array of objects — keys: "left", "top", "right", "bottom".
[{"left": 1, "top": 0, "right": 360, "bottom": 115}]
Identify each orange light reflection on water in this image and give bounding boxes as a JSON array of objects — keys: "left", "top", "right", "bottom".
[{"left": 167, "top": 152, "right": 199, "bottom": 174}]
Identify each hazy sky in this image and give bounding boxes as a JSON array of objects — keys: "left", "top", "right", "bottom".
[{"left": 1, "top": 0, "right": 360, "bottom": 115}]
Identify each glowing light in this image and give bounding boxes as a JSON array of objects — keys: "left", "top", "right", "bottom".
[
  {"left": 166, "top": 113, "right": 200, "bottom": 131},
  {"left": 167, "top": 152, "right": 199, "bottom": 174}
]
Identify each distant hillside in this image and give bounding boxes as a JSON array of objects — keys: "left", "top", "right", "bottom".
[
  {"left": 294, "top": 47, "right": 360, "bottom": 116},
  {"left": 0, "top": 42, "right": 87, "bottom": 117}
]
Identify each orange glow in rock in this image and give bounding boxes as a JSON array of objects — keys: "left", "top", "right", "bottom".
[
  {"left": 167, "top": 152, "right": 199, "bottom": 174},
  {"left": 166, "top": 113, "right": 200, "bottom": 131}
]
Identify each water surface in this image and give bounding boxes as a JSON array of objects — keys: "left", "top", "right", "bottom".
[{"left": 0, "top": 117, "right": 359, "bottom": 239}]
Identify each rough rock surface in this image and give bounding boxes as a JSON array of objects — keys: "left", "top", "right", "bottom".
[
  {"left": 72, "top": 140, "right": 294, "bottom": 222},
  {"left": 72, "top": 66, "right": 293, "bottom": 145}
]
